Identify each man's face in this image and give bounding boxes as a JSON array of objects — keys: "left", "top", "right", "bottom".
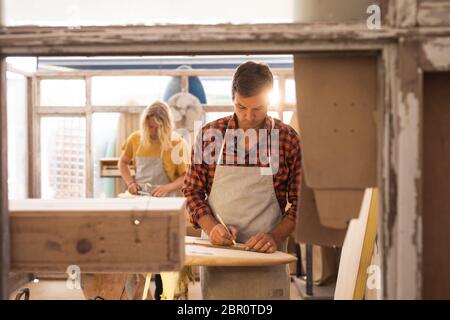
[{"left": 233, "top": 90, "right": 270, "bottom": 131}]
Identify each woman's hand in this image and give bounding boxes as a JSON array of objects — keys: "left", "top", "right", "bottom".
[
  {"left": 244, "top": 232, "right": 277, "bottom": 253},
  {"left": 151, "top": 183, "right": 174, "bottom": 197},
  {"left": 127, "top": 181, "right": 139, "bottom": 195},
  {"left": 208, "top": 224, "right": 238, "bottom": 246}
]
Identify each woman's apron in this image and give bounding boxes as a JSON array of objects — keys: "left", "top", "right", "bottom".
[
  {"left": 200, "top": 118, "right": 290, "bottom": 300},
  {"left": 134, "top": 143, "right": 177, "bottom": 196}
]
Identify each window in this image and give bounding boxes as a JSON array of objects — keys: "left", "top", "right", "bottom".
[
  {"left": 199, "top": 77, "right": 232, "bottom": 105},
  {"left": 40, "top": 79, "right": 86, "bottom": 107},
  {"left": 7, "top": 71, "right": 29, "bottom": 200},
  {"left": 91, "top": 76, "right": 170, "bottom": 106},
  {"left": 33, "top": 56, "right": 295, "bottom": 198},
  {"left": 41, "top": 117, "right": 86, "bottom": 199},
  {"left": 92, "top": 113, "right": 120, "bottom": 198},
  {"left": 285, "top": 78, "right": 296, "bottom": 104}
]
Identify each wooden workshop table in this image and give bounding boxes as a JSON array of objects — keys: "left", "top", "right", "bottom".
[{"left": 146, "top": 236, "right": 297, "bottom": 300}]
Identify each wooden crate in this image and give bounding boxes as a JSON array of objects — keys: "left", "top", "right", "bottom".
[{"left": 100, "top": 157, "right": 135, "bottom": 177}]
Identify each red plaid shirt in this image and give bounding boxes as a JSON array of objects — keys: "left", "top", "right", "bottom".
[{"left": 182, "top": 114, "right": 301, "bottom": 229}]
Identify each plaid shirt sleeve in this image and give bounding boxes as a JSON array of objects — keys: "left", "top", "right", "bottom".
[
  {"left": 284, "top": 127, "right": 302, "bottom": 223},
  {"left": 182, "top": 129, "right": 213, "bottom": 229}
]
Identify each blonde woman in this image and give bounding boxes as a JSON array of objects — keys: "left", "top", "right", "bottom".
[{"left": 119, "top": 101, "right": 187, "bottom": 197}]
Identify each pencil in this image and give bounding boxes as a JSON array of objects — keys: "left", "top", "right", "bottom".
[{"left": 215, "top": 213, "right": 237, "bottom": 246}]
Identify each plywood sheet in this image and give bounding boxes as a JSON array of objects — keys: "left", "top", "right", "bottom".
[
  {"left": 423, "top": 72, "right": 450, "bottom": 299},
  {"left": 314, "top": 189, "right": 365, "bottom": 229},
  {"left": 9, "top": 198, "right": 186, "bottom": 273},
  {"left": 185, "top": 237, "right": 296, "bottom": 267},
  {"left": 296, "top": 180, "right": 347, "bottom": 247},
  {"left": 334, "top": 188, "right": 378, "bottom": 300},
  {"left": 294, "top": 55, "right": 377, "bottom": 188}
]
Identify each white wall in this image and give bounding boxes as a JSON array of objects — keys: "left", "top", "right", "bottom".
[{"left": 3, "top": 0, "right": 295, "bottom": 26}]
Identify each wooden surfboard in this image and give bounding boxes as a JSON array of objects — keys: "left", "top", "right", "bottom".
[{"left": 185, "top": 236, "right": 297, "bottom": 267}]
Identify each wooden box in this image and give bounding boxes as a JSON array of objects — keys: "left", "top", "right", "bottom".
[{"left": 100, "top": 157, "right": 135, "bottom": 177}]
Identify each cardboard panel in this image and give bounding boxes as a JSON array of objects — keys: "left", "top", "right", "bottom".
[
  {"left": 294, "top": 55, "right": 377, "bottom": 188},
  {"left": 423, "top": 72, "right": 450, "bottom": 299},
  {"left": 10, "top": 198, "right": 185, "bottom": 273},
  {"left": 314, "top": 189, "right": 365, "bottom": 229},
  {"left": 296, "top": 180, "right": 347, "bottom": 247}
]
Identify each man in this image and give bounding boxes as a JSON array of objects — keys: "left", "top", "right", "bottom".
[{"left": 182, "top": 61, "right": 301, "bottom": 300}]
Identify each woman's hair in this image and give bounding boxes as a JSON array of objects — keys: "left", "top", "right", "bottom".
[{"left": 140, "top": 101, "right": 174, "bottom": 155}]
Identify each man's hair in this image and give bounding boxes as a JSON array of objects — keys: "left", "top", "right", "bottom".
[{"left": 231, "top": 61, "right": 274, "bottom": 99}]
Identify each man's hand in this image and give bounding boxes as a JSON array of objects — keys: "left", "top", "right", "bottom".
[
  {"left": 209, "top": 224, "right": 238, "bottom": 246},
  {"left": 245, "top": 232, "right": 277, "bottom": 253}
]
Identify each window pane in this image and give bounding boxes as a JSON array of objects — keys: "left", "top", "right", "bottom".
[
  {"left": 268, "top": 111, "right": 280, "bottom": 120},
  {"left": 199, "top": 77, "right": 232, "bottom": 105},
  {"left": 92, "top": 113, "right": 121, "bottom": 198},
  {"left": 40, "top": 79, "right": 86, "bottom": 107},
  {"left": 285, "top": 78, "right": 297, "bottom": 104},
  {"left": 41, "top": 117, "right": 86, "bottom": 198},
  {"left": 269, "top": 78, "right": 280, "bottom": 107},
  {"left": 91, "top": 76, "right": 171, "bottom": 106},
  {"left": 283, "top": 111, "right": 294, "bottom": 125},
  {"left": 205, "top": 112, "right": 233, "bottom": 124},
  {"left": 7, "top": 72, "right": 29, "bottom": 200}
]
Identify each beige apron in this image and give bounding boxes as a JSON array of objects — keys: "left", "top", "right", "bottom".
[
  {"left": 134, "top": 144, "right": 179, "bottom": 197},
  {"left": 200, "top": 118, "right": 290, "bottom": 300}
]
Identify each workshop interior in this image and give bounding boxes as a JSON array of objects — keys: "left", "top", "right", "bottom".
[{"left": 1, "top": 0, "right": 450, "bottom": 301}]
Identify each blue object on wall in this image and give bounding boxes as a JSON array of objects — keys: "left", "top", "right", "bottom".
[{"left": 163, "top": 65, "right": 207, "bottom": 104}]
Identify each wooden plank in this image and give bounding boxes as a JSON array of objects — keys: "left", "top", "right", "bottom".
[
  {"left": 0, "top": 24, "right": 397, "bottom": 56},
  {"left": 379, "top": 42, "right": 402, "bottom": 300},
  {"left": 395, "top": 39, "right": 423, "bottom": 299},
  {"left": 295, "top": 55, "right": 378, "bottom": 188},
  {"left": 185, "top": 237, "right": 296, "bottom": 267},
  {"left": 334, "top": 188, "right": 378, "bottom": 300},
  {"left": 85, "top": 76, "right": 93, "bottom": 198},
  {"left": 395, "top": 0, "right": 418, "bottom": 27},
  {"left": 314, "top": 189, "right": 365, "bottom": 229},
  {"left": 422, "top": 72, "right": 450, "bottom": 299},
  {"left": 35, "top": 68, "right": 294, "bottom": 78},
  {"left": 26, "top": 77, "right": 33, "bottom": 198},
  {"left": 8, "top": 273, "right": 33, "bottom": 296},
  {"left": 0, "top": 57, "right": 10, "bottom": 299},
  {"left": 295, "top": 180, "right": 347, "bottom": 247},
  {"left": 418, "top": 0, "right": 450, "bottom": 27},
  {"left": 36, "top": 105, "right": 294, "bottom": 114},
  {"left": 420, "top": 37, "right": 450, "bottom": 71},
  {"left": 34, "top": 78, "right": 41, "bottom": 197},
  {"left": 9, "top": 198, "right": 186, "bottom": 273}
]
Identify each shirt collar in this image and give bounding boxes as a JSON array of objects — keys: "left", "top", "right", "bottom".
[{"left": 226, "top": 113, "right": 272, "bottom": 131}]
